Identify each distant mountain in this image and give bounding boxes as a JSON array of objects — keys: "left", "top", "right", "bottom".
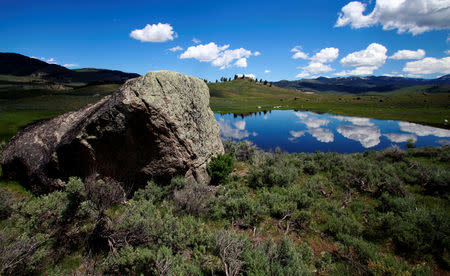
[
  {"left": 274, "top": 75, "right": 450, "bottom": 94},
  {"left": 0, "top": 53, "right": 140, "bottom": 83}
]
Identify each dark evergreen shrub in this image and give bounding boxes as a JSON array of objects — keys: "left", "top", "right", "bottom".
[{"left": 207, "top": 154, "right": 234, "bottom": 185}]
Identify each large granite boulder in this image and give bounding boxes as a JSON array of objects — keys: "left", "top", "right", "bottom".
[{"left": 1, "top": 71, "right": 224, "bottom": 194}]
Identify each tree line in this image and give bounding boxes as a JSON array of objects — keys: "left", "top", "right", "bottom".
[{"left": 203, "top": 75, "right": 273, "bottom": 87}]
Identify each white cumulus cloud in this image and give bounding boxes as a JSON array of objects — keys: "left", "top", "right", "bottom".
[
  {"left": 311, "top": 47, "right": 339, "bottom": 63},
  {"left": 253, "top": 51, "right": 261, "bottom": 56},
  {"left": 341, "top": 43, "right": 387, "bottom": 67},
  {"left": 291, "top": 46, "right": 309, "bottom": 60},
  {"left": 192, "top": 38, "right": 201, "bottom": 44},
  {"left": 264, "top": 70, "right": 271, "bottom": 73},
  {"left": 234, "top": 58, "right": 247, "bottom": 68},
  {"left": 168, "top": 46, "right": 183, "bottom": 52},
  {"left": 390, "top": 49, "right": 426, "bottom": 60},
  {"left": 130, "top": 23, "right": 176, "bottom": 42},
  {"left": 47, "top": 58, "right": 57, "bottom": 64},
  {"left": 293, "top": 47, "right": 339, "bottom": 77},
  {"left": 212, "top": 48, "right": 252, "bottom": 69},
  {"left": 301, "top": 62, "right": 333, "bottom": 74},
  {"left": 296, "top": 72, "right": 311, "bottom": 78},
  {"left": 180, "top": 43, "right": 256, "bottom": 69},
  {"left": 403, "top": 57, "right": 450, "bottom": 75},
  {"left": 180, "top": 42, "right": 229, "bottom": 62},
  {"left": 236, "top": 74, "right": 256, "bottom": 79},
  {"left": 63, "top": 63, "right": 78, "bottom": 68},
  {"left": 337, "top": 43, "right": 387, "bottom": 76},
  {"left": 335, "top": 0, "right": 450, "bottom": 35}
]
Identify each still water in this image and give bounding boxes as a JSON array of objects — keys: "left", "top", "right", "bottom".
[{"left": 215, "top": 110, "right": 450, "bottom": 153}]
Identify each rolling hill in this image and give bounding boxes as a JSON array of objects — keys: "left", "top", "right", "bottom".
[
  {"left": 0, "top": 53, "right": 139, "bottom": 83},
  {"left": 274, "top": 75, "right": 450, "bottom": 94}
]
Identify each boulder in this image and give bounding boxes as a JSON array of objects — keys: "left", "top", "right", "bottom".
[{"left": 1, "top": 71, "right": 224, "bottom": 194}]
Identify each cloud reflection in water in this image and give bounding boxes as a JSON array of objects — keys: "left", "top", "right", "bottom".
[
  {"left": 218, "top": 118, "right": 257, "bottom": 140},
  {"left": 337, "top": 124, "right": 381, "bottom": 148},
  {"left": 399, "top": 122, "right": 450, "bottom": 137}
]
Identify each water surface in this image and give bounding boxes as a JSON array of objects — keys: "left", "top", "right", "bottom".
[{"left": 215, "top": 110, "right": 450, "bottom": 153}]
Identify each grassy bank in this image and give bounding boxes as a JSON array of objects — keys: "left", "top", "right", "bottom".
[
  {"left": 1, "top": 142, "right": 448, "bottom": 275},
  {"left": 209, "top": 79, "right": 450, "bottom": 129}
]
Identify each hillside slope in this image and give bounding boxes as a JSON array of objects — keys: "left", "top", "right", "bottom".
[
  {"left": 0, "top": 53, "right": 140, "bottom": 83},
  {"left": 274, "top": 75, "right": 450, "bottom": 94}
]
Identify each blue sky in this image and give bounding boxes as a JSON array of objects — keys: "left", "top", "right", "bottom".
[{"left": 1, "top": 0, "right": 449, "bottom": 81}]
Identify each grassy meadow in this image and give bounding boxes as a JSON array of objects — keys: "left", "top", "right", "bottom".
[{"left": 0, "top": 74, "right": 120, "bottom": 141}]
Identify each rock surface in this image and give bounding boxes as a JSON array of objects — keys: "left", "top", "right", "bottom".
[{"left": 1, "top": 71, "right": 224, "bottom": 194}]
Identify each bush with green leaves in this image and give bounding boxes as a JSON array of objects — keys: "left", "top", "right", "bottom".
[
  {"left": 174, "top": 181, "right": 212, "bottom": 216},
  {"left": 223, "top": 139, "right": 256, "bottom": 162},
  {"left": 368, "top": 194, "right": 450, "bottom": 267},
  {"left": 247, "top": 153, "right": 300, "bottom": 188},
  {"left": 210, "top": 185, "right": 267, "bottom": 227},
  {"left": 207, "top": 154, "right": 234, "bottom": 185},
  {"left": 243, "top": 237, "right": 314, "bottom": 275},
  {"left": 0, "top": 186, "right": 13, "bottom": 220}
]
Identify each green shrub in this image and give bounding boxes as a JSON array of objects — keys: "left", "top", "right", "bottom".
[
  {"left": 0, "top": 186, "right": 13, "bottom": 220},
  {"left": 303, "top": 160, "right": 318, "bottom": 175},
  {"left": 333, "top": 157, "right": 406, "bottom": 197},
  {"left": 337, "top": 233, "right": 377, "bottom": 263},
  {"left": 325, "top": 214, "right": 361, "bottom": 238},
  {"left": 368, "top": 253, "right": 432, "bottom": 276},
  {"left": 223, "top": 140, "right": 256, "bottom": 162},
  {"left": 247, "top": 154, "right": 299, "bottom": 188},
  {"left": 260, "top": 188, "right": 296, "bottom": 219},
  {"left": 243, "top": 237, "right": 314, "bottom": 276},
  {"left": 132, "top": 180, "right": 166, "bottom": 203},
  {"left": 103, "top": 245, "right": 155, "bottom": 275},
  {"left": 174, "top": 181, "right": 212, "bottom": 216},
  {"left": 375, "top": 146, "right": 406, "bottom": 162},
  {"left": 210, "top": 186, "right": 267, "bottom": 227},
  {"left": 425, "top": 169, "right": 450, "bottom": 198},
  {"left": 207, "top": 154, "right": 234, "bottom": 185}
]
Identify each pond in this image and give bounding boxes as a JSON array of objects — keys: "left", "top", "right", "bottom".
[{"left": 215, "top": 110, "right": 450, "bottom": 153}]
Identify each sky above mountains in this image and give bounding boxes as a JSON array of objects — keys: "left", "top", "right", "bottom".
[{"left": 1, "top": 0, "right": 449, "bottom": 81}]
